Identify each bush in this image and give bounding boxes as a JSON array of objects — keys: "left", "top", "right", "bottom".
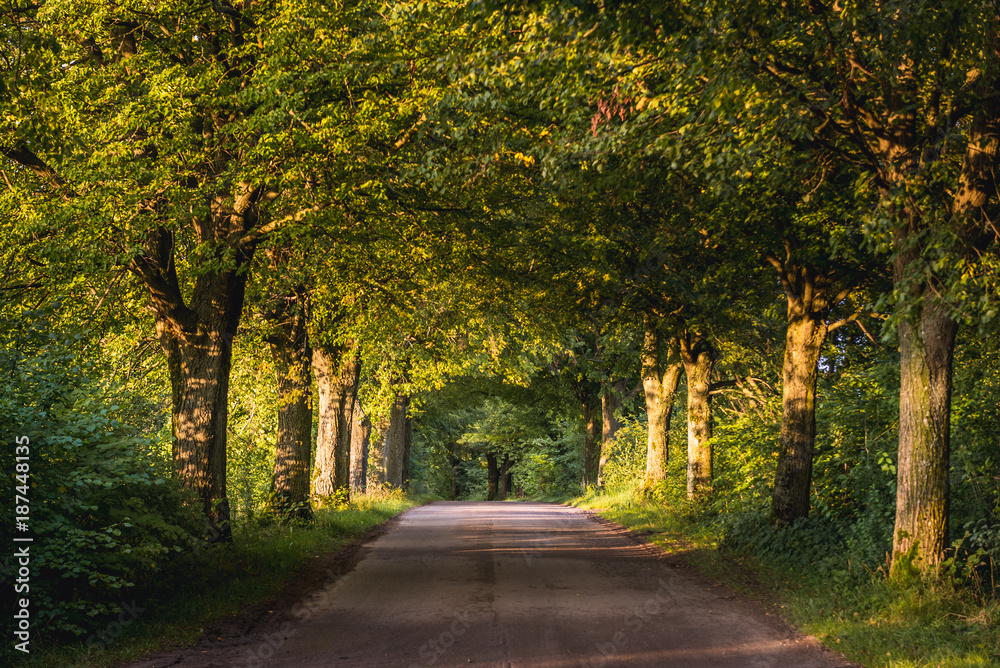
[
  {"left": 0, "top": 317, "right": 204, "bottom": 641},
  {"left": 600, "top": 417, "right": 647, "bottom": 491}
]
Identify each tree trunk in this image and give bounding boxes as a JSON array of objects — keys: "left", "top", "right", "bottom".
[
  {"left": 384, "top": 394, "right": 409, "bottom": 488},
  {"left": 402, "top": 411, "right": 412, "bottom": 489},
  {"left": 581, "top": 398, "right": 601, "bottom": 489},
  {"left": 486, "top": 452, "right": 499, "bottom": 501},
  {"left": 266, "top": 294, "right": 313, "bottom": 521},
  {"left": 368, "top": 413, "right": 389, "bottom": 489},
  {"left": 449, "top": 453, "right": 460, "bottom": 500},
  {"left": 891, "top": 215, "right": 958, "bottom": 570},
  {"left": 770, "top": 298, "right": 827, "bottom": 527},
  {"left": 312, "top": 346, "right": 360, "bottom": 500},
  {"left": 139, "top": 219, "right": 259, "bottom": 542},
  {"left": 499, "top": 455, "right": 513, "bottom": 500},
  {"left": 641, "top": 315, "right": 683, "bottom": 486},
  {"left": 598, "top": 381, "right": 623, "bottom": 486},
  {"left": 875, "top": 97, "right": 961, "bottom": 571},
  {"left": 892, "top": 301, "right": 956, "bottom": 569},
  {"left": 680, "top": 330, "right": 716, "bottom": 498},
  {"left": 159, "top": 323, "right": 236, "bottom": 540},
  {"left": 349, "top": 395, "right": 370, "bottom": 494}
]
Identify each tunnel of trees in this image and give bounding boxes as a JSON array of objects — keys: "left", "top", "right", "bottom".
[{"left": 2, "top": 0, "right": 1000, "bottom": 652}]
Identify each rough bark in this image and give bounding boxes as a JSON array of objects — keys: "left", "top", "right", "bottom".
[
  {"left": 134, "top": 211, "right": 262, "bottom": 541},
  {"left": 486, "top": 452, "right": 499, "bottom": 501},
  {"left": 680, "top": 330, "right": 716, "bottom": 498},
  {"left": 312, "top": 346, "right": 360, "bottom": 499},
  {"left": 384, "top": 394, "right": 410, "bottom": 489},
  {"left": 266, "top": 294, "right": 313, "bottom": 520},
  {"left": 769, "top": 265, "right": 830, "bottom": 527},
  {"left": 598, "top": 381, "right": 623, "bottom": 486},
  {"left": 874, "top": 78, "right": 963, "bottom": 571},
  {"left": 891, "top": 298, "right": 956, "bottom": 569},
  {"left": 581, "top": 398, "right": 602, "bottom": 489},
  {"left": 641, "top": 315, "right": 683, "bottom": 487},
  {"left": 499, "top": 455, "right": 513, "bottom": 500},
  {"left": 349, "top": 395, "right": 370, "bottom": 494},
  {"left": 885, "top": 60, "right": 1000, "bottom": 570},
  {"left": 368, "top": 413, "right": 389, "bottom": 489}
]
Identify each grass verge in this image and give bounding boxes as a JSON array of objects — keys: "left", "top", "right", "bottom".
[
  {"left": 16, "top": 492, "right": 423, "bottom": 668},
  {"left": 572, "top": 487, "right": 1000, "bottom": 668}
]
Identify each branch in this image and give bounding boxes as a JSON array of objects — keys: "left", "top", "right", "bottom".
[
  {"left": 827, "top": 310, "right": 862, "bottom": 332},
  {"left": 236, "top": 202, "right": 327, "bottom": 250},
  {"left": 0, "top": 145, "right": 76, "bottom": 197}
]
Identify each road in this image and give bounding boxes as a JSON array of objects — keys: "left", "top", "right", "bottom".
[{"left": 227, "top": 501, "right": 851, "bottom": 668}]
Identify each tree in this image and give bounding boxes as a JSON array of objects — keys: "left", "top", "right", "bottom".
[
  {"left": 697, "top": 0, "right": 1000, "bottom": 570},
  {"left": 311, "top": 344, "right": 360, "bottom": 498},
  {"left": 0, "top": 0, "right": 437, "bottom": 537},
  {"left": 263, "top": 285, "right": 313, "bottom": 520},
  {"left": 350, "top": 396, "right": 371, "bottom": 493},
  {"left": 641, "top": 314, "right": 684, "bottom": 487}
]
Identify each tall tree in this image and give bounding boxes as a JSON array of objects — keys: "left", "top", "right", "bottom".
[
  {"left": 264, "top": 287, "right": 313, "bottom": 520},
  {"left": 680, "top": 329, "right": 716, "bottom": 497},
  {"left": 696, "top": 0, "right": 1000, "bottom": 570},
  {"left": 311, "top": 345, "right": 360, "bottom": 499},
  {"left": 384, "top": 393, "right": 411, "bottom": 489},
  {"left": 350, "top": 396, "right": 371, "bottom": 493},
  {"left": 1, "top": 0, "right": 456, "bottom": 536},
  {"left": 641, "top": 314, "right": 684, "bottom": 487}
]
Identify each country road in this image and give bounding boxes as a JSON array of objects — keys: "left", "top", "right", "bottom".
[{"left": 127, "top": 502, "right": 855, "bottom": 668}]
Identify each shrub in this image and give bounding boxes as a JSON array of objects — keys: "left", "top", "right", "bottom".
[{"left": 0, "top": 316, "right": 204, "bottom": 641}]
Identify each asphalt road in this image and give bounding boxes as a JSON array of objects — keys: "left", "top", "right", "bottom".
[{"left": 237, "top": 501, "right": 851, "bottom": 668}]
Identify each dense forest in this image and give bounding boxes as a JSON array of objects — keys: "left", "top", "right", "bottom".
[{"left": 3, "top": 1, "right": 1000, "bottom": 666}]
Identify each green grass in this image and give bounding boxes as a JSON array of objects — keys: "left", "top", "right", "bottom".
[
  {"left": 16, "top": 492, "right": 422, "bottom": 668},
  {"left": 573, "top": 486, "right": 1000, "bottom": 668}
]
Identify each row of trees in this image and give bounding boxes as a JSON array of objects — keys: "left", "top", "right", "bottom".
[
  {"left": 5, "top": 0, "right": 1000, "bottom": 580},
  {"left": 0, "top": 0, "right": 490, "bottom": 535},
  {"left": 439, "top": 0, "right": 1000, "bottom": 574}
]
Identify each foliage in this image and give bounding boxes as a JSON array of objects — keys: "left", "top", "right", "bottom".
[
  {"left": 0, "top": 313, "right": 203, "bottom": 642},
  {"left": 598, "top": 416, "right": 647, "bottom": 491},
  {"left": 12, "top": 493, "right": 417, "bottom": 668},
  {"left": 575, "top": 487, "right": 1000, "bottom": 668}
]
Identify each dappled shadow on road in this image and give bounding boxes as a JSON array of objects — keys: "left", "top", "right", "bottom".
[
  {"left": 254, "top": 502, "right": 853, "bottom": 668},
  {"left": 119, "top": 502, "right": 855, "bottom": 668}
]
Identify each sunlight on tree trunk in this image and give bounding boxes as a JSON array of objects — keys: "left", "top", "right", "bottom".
[
  {"left": 581, "top": 398, "right": 601, "bottom": 489},
  {"left": 350, "top": 396, "right": 370, "bottom": 494},
  {"left": 892, "top": 242, "right": 957, "bottom": 570},
  {"left": 369, "top": 413, "right": 389, "bottom": 489},
  {"left": 642, "top": 316, "right": 682, "bottom": 487},
  {"left": 266, "top": 295, "right": 313, "bottom": 521},
  {"left": 681, "top": 330, "right": 716, "bottom": 498},
  {"left": 768, "top": 261, "right": 848, "bottom": 528},
  {"left": 312, "top": 346, "right": 360, "bottom": 499},
  {"left": 771, "top": 305, "right": 826, "bottom": 527},
  {"left": 142, "top": 222, "right": 257, "bottom": 541}
]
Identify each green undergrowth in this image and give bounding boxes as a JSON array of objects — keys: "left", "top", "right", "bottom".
[
  {"left": 573, "top": 487, "right": 1000, "bottom": 668},
  {"left": 15, "top": 493, "right": 421, "bottom": 668}
]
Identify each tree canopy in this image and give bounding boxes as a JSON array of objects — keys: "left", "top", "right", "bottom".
[{"left": 3, "top": 0, "right": 1000, "bottom": 651}]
